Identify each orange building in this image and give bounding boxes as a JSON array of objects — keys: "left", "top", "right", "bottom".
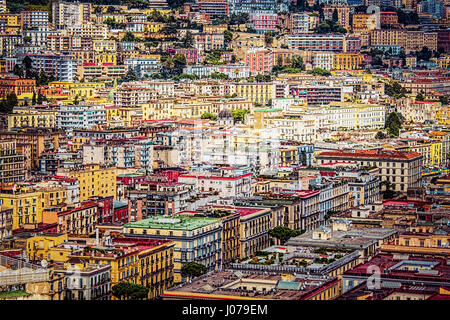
[
  {"left": 0, "top": 77, "right": 36, "bottom": 98},
  {"left": 380, "top": 12, "right": 398, "bottom": 26}
]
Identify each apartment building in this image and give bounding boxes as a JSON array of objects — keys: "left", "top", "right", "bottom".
[
  {"left": 316, "top": 150, "right": 422, "bottom": 193},
  {"left": 123, "top": 216, "right": 222, "bottom": 282},
  {"left": 0, "top": 141, "right": 26, "bottom": 184}
]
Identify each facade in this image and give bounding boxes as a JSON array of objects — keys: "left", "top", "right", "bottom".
[
  {"left": 20, "top": 11, "right": 49, "bottom": 30},
  {"left": 55, "top": 261, "right": 111, "bottom": 300},
  {"left": 0, "top": 77, "right": 36, "bottom": 99},
  {"left": 57, "top": 165, "right": 117, "bottom": 202},
  {"left": 0, "top": 140, "right": 26, "bottom": 184},
  {"left": 69, "top": 238, "right": 175, "bottom": 299},
  {"left": 0, "top": 206, "right": 13, "bottom": 240},
  {"left": 316, "top": 150, "right": 422, "bottom": 193},
  {"left": 123, "top": 215, "right": 222, "bottom": 282}
]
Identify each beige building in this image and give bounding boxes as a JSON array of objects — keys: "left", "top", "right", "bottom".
[{"left": 316, "top": 150, "right": 422, "bottom": 193}]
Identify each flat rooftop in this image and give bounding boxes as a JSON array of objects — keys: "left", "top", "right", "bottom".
[
  {"left": 124, "top": 215, "right": 220, "bottom": 231},
  {"left": 163, "top": 269, "right": 337, "bottom": 300}
]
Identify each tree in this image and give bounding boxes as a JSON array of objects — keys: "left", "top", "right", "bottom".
[
  {"left": 94, "top": 6, "right": 103, "bottom": 14},
  {"left": 269, "top": 226, "right": 303, "bottom": 244},
  {"left": 36, "top": 71, "right": 50, "bottom": 86},
  {"left": 32, "top": 91, "right": 36, "bottom": 105},
  {"left": 73, "top": 94, "right": 79, "bottom": 105},
  {"left": 416, "top": 46, "right": 432, "bottom": 61},
  {"left": 416, "top": 91, "right": 425, "bottom": 101},
  {"left": 37, "top": 90, "right": 46, "bottom": 104},
  {"left": 384, "top": 81, "right": 406, "bottom": 98},
  {"left": 107, "top": 6, "right": 116, "bottom": 13},
  {"left": 291, "top": 56, "right": 304, "bottom": 70},
  {"left": 123, "top": 68, "right": 139, "bottom": 82},
  {"left": 210, "top": 72, "right": 228, "bottom": 79},
  {"left": 231, "top": 109, "right": 250, "bottom": 123},
  {"left": 375, "top": 131, "right": 387, "bottom": 139},
  {"left": 309, "top": 68, "right": 331, "bottom": 76},
  {"left": 22, "top": 56, "right": 34, "bottom": 78},
  {"left": 6, "top": 92, "right": 18, "bottom": 110},
  {"left": 332, "top": 8, "right": 339, "bottom": 23},
  {"left": 111, "top": 282, "right": 149, "bottom": 300},
  {"left": 380, "top": 180, "right": 395, "bottom": 199},
  {"left": 181, "top": 262, "right": 207, "bottom": 279},
  {"left": 385, "top": 112, "right": 403, "bottom": 137},
  {"left": 438, "top": 96, "right": 449, "bottom": 105},
  {"left": 223, "top": 29, "right": 233, "bottom": 45},
  {"left": 23, "top": 36, "right": 32, "bottom": 44},
  {"left": 0, "top": 92, "right": 18, "bottom": 113},
  {"left": 181, "top": 31, "right": 193, "bottom": 48},
  {"left": 264, "top": 31, "right": 274, "bottom": 47},
  {"left": 172, "top": 53, "right": 187, "bottom": 75},
  {"left": 122, "top": 32, "right": 136, "bottom": 42},
  {"left": 12, "top": 64, "right": 23, "bottom": 77},
  {"left": 200, "top": 112, "right": 218, "bottom": 121}
]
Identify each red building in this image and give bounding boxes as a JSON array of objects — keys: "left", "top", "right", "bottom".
[
  {"left": 113, "top": 200, "right": 128, "bottom": 223},
  {"left": 89, "top": 196, "right": 114, "bottom": 224},
  {"left": 245, "top": 48, "right": 273, "bottom": 74},
  {"left": 0, "top": 77, "right": 36, "bottom": 98},
  {"left": 168, "top": 47, "right": 199, "bottom": 64}
]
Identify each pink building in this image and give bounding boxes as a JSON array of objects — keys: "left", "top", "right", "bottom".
[
  {"left": 249, "top": 13, "right": 278, "bottom": 33},
  {"left": 244, "top": 48, "right": 273, "bottom": 74}
]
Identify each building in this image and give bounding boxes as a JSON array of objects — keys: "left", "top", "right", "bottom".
[
  {"left": 69, "top": 237, "right": 175, "bottom": 299},
  {"left": 248, "top": 13, "right": 278, "bottom": 33},
  {"left": 16, "top": 53, "right": 76, "bottom": 82},
  {"left": 56, "top": 164, "right": 117, "bottom": 202},
  {"left": 316, "top": 150, "right": 422, "bottom": 193},
  {"left": 56, "top": 105, "right": 106, "bottom": 130},
  {"left": 123, "top": 215, "right": 222, "bottom": 282},
  {"left": 244, "top": 48, "right": 273, "bottom": 75},
  {"left": 0, "top": 140, "right": 26, "bottom": 184},
  {"left": 332, "top": 53, "right": 364, "bottom": 70},
  {"left": 20, "top": 11, "right": 49, "bottom": 30},
  {"left": 286, "top": 220, "right": 397, "bottom": 261},
  {"left": 0, "top": 206, "right": 13, "bottom": 240},
  {"left": 0, "top": 77, "right": 36, "bottom": 99},
  {"left": 162, "top": 269, "right": 341, "bottom": 300},
  {"left": 54, "top": 260, "right": 111, "bottom": 300},
  {"left": 341, "top": 253, "right": 450, "bottom": 294},
  {"left": 52, "top": 1, "right": 92, "bottom": 29}
]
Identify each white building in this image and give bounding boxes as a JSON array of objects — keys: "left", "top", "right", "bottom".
[{"left": 57, "top": 105, "right": 106, "bottom": 130}]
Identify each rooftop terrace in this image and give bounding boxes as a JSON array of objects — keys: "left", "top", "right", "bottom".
[{"left": 124, "top": 215, "right": 220, "bottom": 231}]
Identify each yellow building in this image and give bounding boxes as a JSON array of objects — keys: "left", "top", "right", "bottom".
[
  {"left": 144, "top": 22, "right": 164, "bottom": 33},
  {"left": 141, "top": 98, "right": 175, "bottom": 120},
  {"left": 238, "top": 207, "right": 271, "bottom": 258},
  {"left": 352, "top": 13, "right": 374, "bottom": 32},
  {"left": 70, "top": 238, "right": 175, "bottom": 299},
  {"left": 56, "top": 164, "right": 117, "bottom": 202},
  {"left": 436, "top": 106, "right": 450, "bottom": 126},
  {"left": 95, "top": 52, "right": 117, "bottom": 65},
  {"left": 6, "top": 108, "right": 57, "bottom": 130},
  {"left": 71, "top": 136, "right": 90, "bottom": 152},
  {"left": 233, "top": 82, "right": 273, "bottom": 105},
  {"left": 93, "top": 39, "right": 117, "bottom": 53},
  {"left": 26, "top": 233, "right": 69, "bottom": 263},
  {"left": 381, "top": 231, "right": 450, "bottom": 257},
  {"left": 332, "top": 53, "right": 364, "bottom": 70},
  {"left": 0, "top": 186, "right": 41, "bottom": 230},
  {"left": 0, "top": 183, "right": 70, "bottom": 230}
]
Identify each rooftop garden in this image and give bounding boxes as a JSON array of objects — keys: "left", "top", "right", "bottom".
[{"left": 0, "top": 290, "right": 31, "bottom": 299}]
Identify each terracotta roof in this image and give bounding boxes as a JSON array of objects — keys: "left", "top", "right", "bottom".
[{"left": 318, "top": 150, "right": 421, "bottom": 160}]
